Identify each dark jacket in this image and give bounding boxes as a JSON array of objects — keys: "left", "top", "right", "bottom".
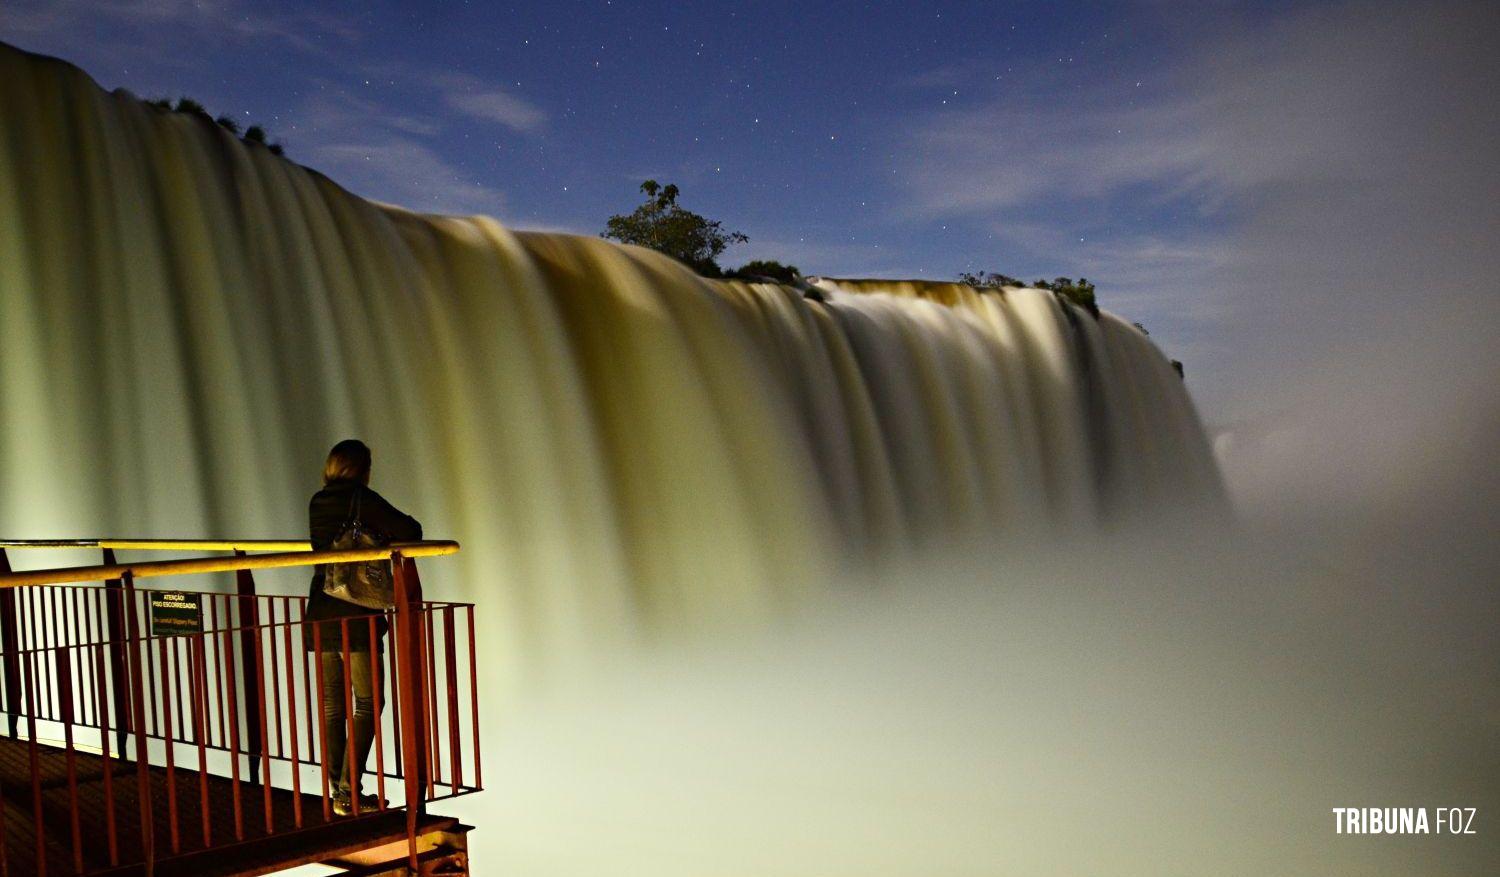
[{"left": 303, "top": 479, "right": 422, "bottom": 652}]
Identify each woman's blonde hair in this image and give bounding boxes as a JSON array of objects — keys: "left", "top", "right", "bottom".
[{"left": 323, "top": 439, "right": 371, "bottom": 485}]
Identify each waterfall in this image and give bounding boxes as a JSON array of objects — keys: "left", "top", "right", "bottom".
[{"left": 0, "top": 42, "right": 1223, "bottom": 685}]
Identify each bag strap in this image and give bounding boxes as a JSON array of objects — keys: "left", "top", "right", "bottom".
[{"left": 344, "top": 486, "right": 364, "bottom": 528}]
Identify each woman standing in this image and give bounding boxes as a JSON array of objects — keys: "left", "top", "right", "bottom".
[{"left": 304, "top": 439, "right": 422, "bottom": 816}]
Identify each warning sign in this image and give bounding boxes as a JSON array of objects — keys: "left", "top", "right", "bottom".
[{"left": 150, "top": 591, "right": 203, "bottom": 636}]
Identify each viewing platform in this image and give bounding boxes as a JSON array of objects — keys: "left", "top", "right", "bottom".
[{"left": 0, "top": 539, "right": 482, "bottom": 876}]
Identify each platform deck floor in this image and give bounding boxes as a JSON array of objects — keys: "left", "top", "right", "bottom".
[{"left": 0, "top": 735, "right": 439, "bottom": 876}]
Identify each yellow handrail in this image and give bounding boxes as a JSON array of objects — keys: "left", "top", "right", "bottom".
[
  {"left": 0, "top": 539, "right": 313, "bottom": 551},
  {"left": 0, "top": 541, "right": 459, "bottom": 589}
]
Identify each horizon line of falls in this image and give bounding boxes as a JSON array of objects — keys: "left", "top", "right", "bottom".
[{"left": 0, "top": 42, "right": 1224, "bottom": 690}]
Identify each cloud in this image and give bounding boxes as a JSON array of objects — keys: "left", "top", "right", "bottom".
[
  {"left": 899, "top": 89, "right": 1220, "bottom": 218},
  {"left": 437, "top": 73, "right": 547, "bottom": 133},
  {"left": 284, "top": 79, "right": 502, "bottom": 217},
  {"left": 298, "top": 83, "right": 442, "bottom": 138},
  {"left": 0, "top": 0, "right": 358, "bottom": 53},
  {"left": 896, "top": 0, "right": 1500, "bottom": 432},
  {"left": 268, "top": 61, "right": 551, "bottom": 217},
  {"left": 306, "top": 138, "right": 500, "bottom": 217}
]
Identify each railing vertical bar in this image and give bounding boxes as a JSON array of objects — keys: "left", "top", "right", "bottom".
[
  {"left": 282, "top": 605, "right": 303, "bottom": 828},
  {"left": 122, "top": 570, "right": 155, "bottom": 871},
  {"left": 301, "top": 600, "right": 316, "bottom": 763},
  {"left": 221, "top": 623, "right": 245, "bottom": 841},
  {"left": 190, "top": 634, "right": 212, "bottom": 848},
  {"left": 19, "top": 585, "right": 29, "bottom": 652},
  {"left": 253, "top": 621, "right": 274, "bottom": 834},
  {"left": 392, "top": 553, "right": 425, "bottom": 871},
  {"left": 468, "top": 604, "right": 482, "bottom": 790},
  {"left": 159, "top": 636, "right": 181, "bottom": 854},
  {"left": 423, "top": 607, "right": 439, "bottom": 797},
  {"left": 408, "top": 559, "right": 431, "bottom": 810},
  {"left": 91, "top": 640, "right": 120, "bottom": 866},
  {"left": 268, "top": 598, "right": 283, "bottom": 758},
  {"left": 0, "top": 729, "right": 9, "bottom": 877},
  {"left": 69, "top": 588, "right": 83, "bottom": 717},
  {"left": 171, "top": 624, "right": 186, "bottom": 742},
  {"left": 71, "top": 585, "right": 82, "bottom": 647},
  {"left": 24, "top": 651, "right": 46, "bottom": 877},
  {"left": 143, "top": 595, "right": 159, "bottom": 737},
  {"left": 46, "top": 586, "right": 59, "bottom": 717},
  {"left": 0, "top": 547, "right": 21, "bottom": 739},
  {"left": 342, "top": 618, "right": 358, "bottom": 817},
  {"left": 386, "top": 608, "right": 403, "bottom": 778},
  {"left": 443, "top": 606, "right": 461, "bottom": 792},
  {"left": 369, "top": 615, "right": 386, "bottom": 808},
  {"left": 80, "top": 588, "right": 95, "bottom": 725},
  {"left": 56, "top": 649, "right": 84, "bottom": 875},
  {"left": 27, "top": 588, "right": 39, "bottom": 721},
  {"left": 210, "top": 595, "right": 225, "bottom": 748},
  {"left": 83, "top": 588, "right": 95, "bottom": 719},
  {"left": 314, "top": 624, "right": 331, "bottom": 822},
  {"left": 233, "top": 553, "right": 264, "bottom": 785},
  {"left": 103, "top": 548, "right": 131, "bottom": 755}
]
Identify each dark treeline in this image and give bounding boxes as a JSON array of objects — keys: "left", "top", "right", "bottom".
[{"left": 144, "top": 95, "right": 285, "bottom": 156}]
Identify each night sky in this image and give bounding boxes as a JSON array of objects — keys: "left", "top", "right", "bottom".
[{"left": 4, "top": 1, "right": 1497, "bottom": 433}]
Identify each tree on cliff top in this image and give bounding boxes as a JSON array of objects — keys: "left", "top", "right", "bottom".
[
  {"left": 602, "top": 180, "right": 748, "bottom": 277},
  {"left": 729, "top": 259, "right": 801, "bottom": 283},
  {"left": 146, "top": 95, "right": 286, "bottom": 156}
]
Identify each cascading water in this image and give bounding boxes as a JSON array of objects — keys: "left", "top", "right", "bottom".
[{"left": 0, "top": 40, "right": 1223, "bottom": 686}]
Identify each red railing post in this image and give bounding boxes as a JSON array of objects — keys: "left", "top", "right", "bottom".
[
  {"left": 103, "top": 547, "right": 132, "bottom": 757},
  {"left": 189, "top": 634, "right": 213, "bottom": 847},
  {"left": 91, "top": 640, "right": 120, "bottom": 866},
  {"left": 56, "top": 648, "right": 84, "bottom": 873},
  {"left": 423, "top": 610, "right": 440, "bottom": 797},
  {"left": 314, "top": 624, "right": 331, "bottom": 822},
  {"left": 122, "top": 570, "right": 156, "bottom": 871},
  {"left": 368, "top": 614, "right": 386, "bottom": 809},
  {"left": 0, "top": 724, "right": 8, "bottom": 876},
  {"left": 24, "top": 652, "right": 46, "bottom": 876},
  {"left": 444, "top": 606, "right": 461, "bottom": 792},
  {"left": 221, "top": 624, "right": 245, "bottom": 841},
  {"left": 342, "top": 618, "right": 357, "bottom": 816},
  {"left": 392, "top": 552, "right": 428, "bottom": 871},
  {"left": 468, "top": 605, "right": 482, "bottom": 791},
  {"left": 252, "top": 622, "right": 274, "bottom": 834},
  {"left": 283, "top": 605, "right": 304, "bottom": 829},
  {"left": 233, "top": 550, "right": 265, "bottom": 785},
  {"left": 159, "top": 637, "right": 180, "bottom": 854},
  {"left": 0, "top": 548, "right": 19, "bottom": 739}
]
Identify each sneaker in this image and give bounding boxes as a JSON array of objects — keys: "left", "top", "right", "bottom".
[{"left": 332, "top": 791, "right": 384, "bottom": 816}]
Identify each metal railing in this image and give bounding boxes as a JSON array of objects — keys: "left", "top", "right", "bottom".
[{"left": 0, "top": 539, "right": 481, "bottom": 876}]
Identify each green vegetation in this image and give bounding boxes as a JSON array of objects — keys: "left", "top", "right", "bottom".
[
  {"left": 958, "top": 270, "right": 1098, "bottom": 316},
  {"left": 145, "top": 95, "right": 285, "bottom": 156},
  {"left": 728, "top": 259, "right": 801, "bottom": 283},
  {"left": 172, "top": 97, "right": 207, "bottom": 116},
  {"left": 601, "top": 181, "right": 807, "bottom": 281},
  {"left": 602, "top": 180, "right": 748, "bottom": 277},
  {"left": 956, "top": 270, "right": 1024, "bottom": 289},
  {"left": 241, "top": 124, "right": 284, "bottom": 155}
]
